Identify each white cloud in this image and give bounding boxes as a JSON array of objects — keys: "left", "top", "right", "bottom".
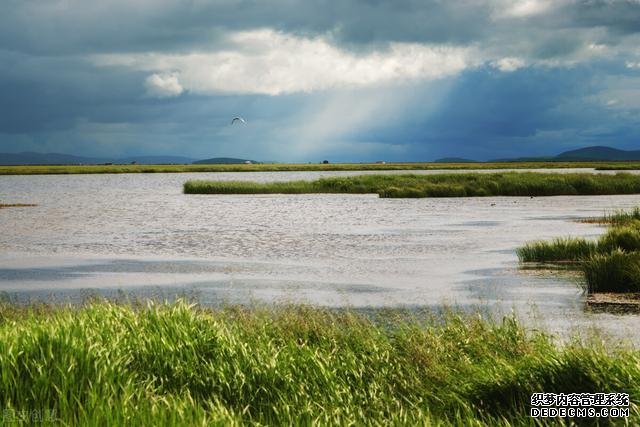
[
  {"left": 492, "top": 57, "right": 526, "bottom": 72},
  {"left": 144, "top": 72, "right": 184, "bottom": 97},
  {"left": 95, "top": 29, "right": 473, "bottom": 96},
  {"left": 495, "top": 0, "right": 556, "bottom": 19}
]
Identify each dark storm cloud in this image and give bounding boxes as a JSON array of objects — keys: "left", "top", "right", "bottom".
[
  {"left": 561, "top": 0, "right": 640, "bottom": 35},
  {"left": 425, "top": 67, "right": 592, "bottom": 138},
  {"left": 1, "top": 1, "right": 640, "bottom": 161},
  {"left": 347, "top": 63, "right": 640, "bottom": 161},
  {"left": 0, "top": 50, "right": 149, "bottom": 134},
  {"left": 3, "top": 1, "right": 640, "bottom": 56},
  {"left": 0, "top": 1, "right": 490, "bottom": 55}
]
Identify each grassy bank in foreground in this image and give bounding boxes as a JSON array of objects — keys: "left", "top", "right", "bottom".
[
  {"left": 518, "top": 209, "right": 640, "bottom": 292},
  {"left": 0, "top": 300, "right": 637, "bottom": 425},
  {"left": 2, "top": 161, "right": 640, "bottom": 175},
  {"left": 185, "top": 172, "right": 640, "bottom": 198}
]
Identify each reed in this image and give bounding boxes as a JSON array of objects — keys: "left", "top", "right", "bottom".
[
  {"left": 518, "top": 206, "right": 640, "bottom": 293},
  {"left": 0, "top": 300, "right": 637, "bottom": 425},
  {"left": 516, "top": 238, "right": 598, "bottom": 263},
  {"left": 184, "top": 172, "right": 640, "bottom": 198},
  {"left": 598, "top": 224, "right": 640, "bottom": 253},
  {"left": 517, "top": 222, "right": 640, "bottom": 265},
  {"left": 582, "top": 250, "right": 640, "bottom": 293},
  {"left": 605, "top": 208, "right": 640, "bottom": 226}
]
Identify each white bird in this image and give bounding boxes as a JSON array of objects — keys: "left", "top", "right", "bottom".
[{"left": 231, "top": 117, "right": 246, "bottom": 125}]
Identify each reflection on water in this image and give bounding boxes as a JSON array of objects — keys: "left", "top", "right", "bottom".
[{"left": 1, "top": 170, "right": 640, "bottom": 342}]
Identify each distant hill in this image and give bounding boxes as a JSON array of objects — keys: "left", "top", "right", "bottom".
[
  {"left": 193, "top": 157, "right": 257, "bottom": 164},
  {"left": 0, "top": 152, "right": 194, "bottom": 165},
  {"left": 433, "top": 157, "right": 477, "bottom": 163},
  {"left": 555, "top": 146, "right": 640, "bottom": 161},
  {"left": 119, "top": 156, "right": 194, "bottom": 164},
  {"left": 490, "top": 156, "right": 555, "bottom": 162},
  {"left": 3, "top": 145, "right": 639, "bottom": 166},
  {"left": 488, "top": 146, "right": 640, "bottom": 163}
]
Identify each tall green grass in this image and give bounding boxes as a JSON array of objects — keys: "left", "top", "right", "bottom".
[
  {"left": 582, "top": 250, "right": 640, "bottom": 293},
  {"left": 518, "top": 225, "right": 640, "bottom": 264},
  {"left": 0, "top": 301, "right": 638, "bottom": 425},
  {"left": 184, "top": 172, "right": 640, "bottom": 198},
  {"left": 598, "top": 224, "right": 640, "bottom": 253},
  {"left": 518, "top": 207, "right": 640, "bottom": 293},
  {"left": 516, "top": 237, "right": 598, "bottom": 263}
]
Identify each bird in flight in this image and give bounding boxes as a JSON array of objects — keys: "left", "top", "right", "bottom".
[{"left": 231, "top": 117, "right": 246, "bottom": 125}]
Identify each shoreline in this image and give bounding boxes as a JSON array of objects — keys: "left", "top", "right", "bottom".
[{"left": 2, "top": 161, "right": 640, "bottom": 175}]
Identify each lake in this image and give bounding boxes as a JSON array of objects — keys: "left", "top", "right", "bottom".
[{"left": 2, "top": 169, "right": 640, "bottom": 341}]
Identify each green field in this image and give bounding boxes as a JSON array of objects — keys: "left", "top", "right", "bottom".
[
  {"left": 184, "top": 172, "right": 640, "bottom": 198},
  {"left": 2, "top": 161, "right": 640, "bottom": 175},
  {"left": 0, "top": 300, "right": 636, "bottom": 425}
]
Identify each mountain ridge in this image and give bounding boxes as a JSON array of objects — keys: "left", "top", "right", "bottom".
[
  {"left": 554, "top": 146, "right": 640, "bottom": 161},
  {"left": 0, "top": 152, "right": 195, "bottom": 165},
  {"left": 487, "top": 146, "right": 640, "bottom": 163},
  {"left": 192, "top": 157, "right": 257, "bottom": 164},
  {"left": 1, "top": 145, "right": 640, "bottom": 165}
]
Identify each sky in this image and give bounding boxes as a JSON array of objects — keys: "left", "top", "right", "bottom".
[{"left": 1, "top": 0, "right": 639, "bottom": 162}]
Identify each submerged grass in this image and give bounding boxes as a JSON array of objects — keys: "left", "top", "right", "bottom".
[
  {"left": 2, "top": 161, "right": 640, "bottom": 175},
  {"left": 184, "top": 172, "right": 640, "bottom": 198},
  {"left": 0, "top": 300, "right": 638, "bottom": 425},
  {"left": 580, "top": 208, "right": 640, "bottom": 225},
  {"left": 605, "top": 208, "right": 640, "bottom": 226}
]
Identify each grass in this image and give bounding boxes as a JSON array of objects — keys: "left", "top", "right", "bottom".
[
  {"left": 184, "top": 172, "right": 640, "bottom": 198},
  {"left": 516, "top": 238, "right": 598, "bottom": 263},
  {"left": 582, "top": 250, "right": 640, "bottom": 293},
  {"left": 0, "top": 300, "right": 637, "bottom": 425},
  {"left": 2, "top": 161, "right": 640, "bottom": 175},
  {"left": 605, "top": 208, "right": 640, "bottom": 226},
  {"left": 517, "top": 224, "right": 640, "bottom": 263},
  {"left": 518, "top": 208, "right": 640, "bottom": 293},
  {"left": 596, "top": 165, "right": 640, "bottom": 171}
]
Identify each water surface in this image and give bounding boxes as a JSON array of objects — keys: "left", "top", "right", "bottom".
[{"left": 1, "top": 170, "right": 640, "bottom": 342}]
